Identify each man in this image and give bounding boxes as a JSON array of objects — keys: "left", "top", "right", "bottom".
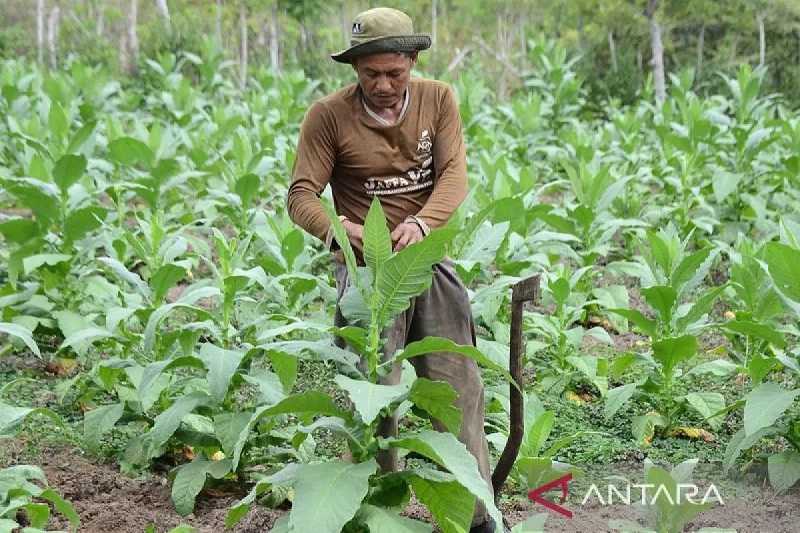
[{"left": 287, "top": 7, "right": 502, "bottom": 533}]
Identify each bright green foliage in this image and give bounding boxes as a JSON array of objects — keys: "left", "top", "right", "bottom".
[{"left": 0, "top": 465, "right": 79, "bottom": 532}]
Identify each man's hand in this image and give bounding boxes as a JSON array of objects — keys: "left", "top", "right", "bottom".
[
  {"left": 342, "top": 220, "right": 364, "bottom": 253},
  {"left": 391, "top": 222, "right": 423, "bottom": 252}
]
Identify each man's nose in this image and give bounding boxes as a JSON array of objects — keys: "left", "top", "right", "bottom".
[{"left": 376, "top": 75, "right": 392, "bottom": 92}]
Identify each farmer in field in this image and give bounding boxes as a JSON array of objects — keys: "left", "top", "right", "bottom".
[{"left": 287, "top": 7, "right": 500, "bottom": 533}]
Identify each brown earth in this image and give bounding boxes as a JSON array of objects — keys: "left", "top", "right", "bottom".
[{"left": 3, "top": 445, "right": 798, "bottom": 533}]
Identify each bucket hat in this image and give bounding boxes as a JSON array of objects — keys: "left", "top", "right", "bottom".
[{"left": 331, "top": 7, "right": 431, "bottom": 64}]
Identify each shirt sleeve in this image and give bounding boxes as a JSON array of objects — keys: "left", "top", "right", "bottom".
[
  {"left": 287, "top": 101, "right": 337, "bottom": 243},
  {"left": 415, "top": 84, "right": 468, "bottom": 229}
]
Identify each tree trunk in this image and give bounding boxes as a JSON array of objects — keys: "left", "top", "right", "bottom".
[
  {"left": 608, "top": 31, "right": 618, "bottom": 72},
  {"left": 37, "top": 0, "right": 45, "bottom": 65},
  {"left": 215, "top": 0, "right": 223, "bottom": 45},
  {"left": 155, "top": 0, "right": 171, "bottom": 30},
  {"left": 126, "top": 0, "right": 139, "bottom": 75},
  {"left": 758, "top": 14, "right": 766, "bottom": 68},
  {"left": 696, "top": 23, "right": 705, "bottom": 77},
  {"left": 269, "top": 3, "right": 281, "bottom": 74},
  {"left": 340, "top": 2, "right": 349, "bottom": 47},
  {"left": 431, "top": 0, "right": 437, "bottom": 69},
  {"left": 47, "top": 5, "right": 60, "bottom": 69},
  {"left": 646, "top": 0, "right": 666, "bottom": 104},
  {"left": 239, "top": 4, "right": 248, "bottom": 90},
  {"left": 96, "top": 2, "right": 105, "bottom": 37},
  {"left": 518, "top": 13, "right": 527, "bottom": 71}
]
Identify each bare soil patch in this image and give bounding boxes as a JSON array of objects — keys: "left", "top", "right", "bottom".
[{"left": 3, "top": 446, "right": 798, "bottom": 532}]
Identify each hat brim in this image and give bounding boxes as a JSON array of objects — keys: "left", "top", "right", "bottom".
[{"left": 331, "top": 35, "right": 431, "bottom": 64}]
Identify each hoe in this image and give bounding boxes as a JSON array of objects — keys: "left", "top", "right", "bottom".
[{"left": 491, "top": 274, "right": 540, "bottom": 501}]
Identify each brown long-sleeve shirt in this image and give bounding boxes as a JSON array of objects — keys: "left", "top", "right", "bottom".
[{"left": 287, "top": 77, "right": 468, "bottom": 244}]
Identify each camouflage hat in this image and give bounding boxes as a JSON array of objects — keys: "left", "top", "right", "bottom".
[{"left": 331, "top": 7, "right": 431, "bottom": 64}]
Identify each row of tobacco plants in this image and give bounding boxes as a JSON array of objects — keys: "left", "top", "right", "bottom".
[{"left": 1, "top": 39, "right": 799, "bottom": 531}]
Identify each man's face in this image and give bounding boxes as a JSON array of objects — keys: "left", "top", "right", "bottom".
[{"left": 352, "top": 52, "right": 416, "bottom": 110}]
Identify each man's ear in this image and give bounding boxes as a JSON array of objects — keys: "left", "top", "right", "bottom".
[
  {"left": 351, "top": 58, "right": 358, "bottom": 72},
  {"left": 409, "top": 52, "right": 418, "bottom": 66}
]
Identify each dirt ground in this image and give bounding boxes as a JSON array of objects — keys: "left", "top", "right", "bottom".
[{"left": 3, "top": 444, "right": 798, "bottom": 533}]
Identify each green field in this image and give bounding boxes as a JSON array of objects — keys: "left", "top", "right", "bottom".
[{"left": 2, "top": 2, "right": 800, "bottom": 533}]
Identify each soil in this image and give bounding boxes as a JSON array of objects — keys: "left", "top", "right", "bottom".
[
  {"left": 3, "top": 445, "right": 281, "bottom": 533},
  {"left": 3, "top": 445, "right": 797, "bottom": 533}
]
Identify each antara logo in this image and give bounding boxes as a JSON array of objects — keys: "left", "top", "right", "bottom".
[{"left": 527, "top": 473, "right": 725, "bottom": 519}]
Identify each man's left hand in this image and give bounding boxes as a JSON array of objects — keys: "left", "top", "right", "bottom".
[{"left": 391, "top": 222, "right": 423, "bottom": 252}]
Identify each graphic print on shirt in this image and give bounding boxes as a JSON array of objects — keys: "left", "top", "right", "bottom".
[{"left": 364, "top": 130, "right": 434, "bottom": 196}]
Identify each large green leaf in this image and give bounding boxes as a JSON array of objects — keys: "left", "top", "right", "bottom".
[
  {"left": 241, "top": 369, "right": 286, "bottom": 405},
  {"left": 723, "top": 427, "right": 777, "bottom": 472},
  {"left": 334, "top": 374, "right": 409, "bottom": 425},
  {"left": 0, "top": 322, "right": 40, "bottom": 357},
  {"left": 604, "top": 383, "right": 637, "bottom": 420},
  {"left": 359, "top": 503, "right": 433, "bottom": 533},
  {"left": 1, "top": 178, "right": 60, "bottom": 223},
  {"left": 675, "top": 285, "right": 727, "bottom": 332},
  {"left": 687, "top": 359, "right": 738, "bottom": 377},
  {"left": 722, "top": 320, "right": 786, "bottom": 348},
  {"left": 234, "top": 173, "right": 260, "bottom": 209},
  {"left": 522, "top": 411, "right": 554, "bottom": 458},
  {"left": 0, "top": 403, "right": 62, "bottom": 437},
  {"left": 171, "top": 458, "right": 232, "bottom": 516},
  {"left": 39, "top": 487, "right": 80, "bottom": 529},
  {"left": 511, "top": 513, "right": 548, "bottom": 533},
  {"left": 323, "top": 203, "right": 361, "bottom": 291},
  {"left": 59, "top": 327, "right": 113, "bottom": 353},
  {"left": 408, "top": 475, "right": 474, "bottom": 533},
  {"left": 632, "top": 413, "right": 667, "bottom": 444},
  {"left": 645, "top": 466, "right": 710, "bottom": 532},
  {"left": 198, "top": 343, "right": 245, "bottom": 404},
  {"left": 52, "top": 154, "right": 87, "bottom": 192},
  {"left": 764, "top": 242, "right": 800, "bottom": 303},
  {"left": 409, "top": 378, "right": 462, "bottom": 435},
  {"left": 0, "top": 218, "right": 39, "bottom": 244},
  {"left": 143, "top": 287, "right": 220, "bottom": 352},
  {"left": 394, "top": 337, "right": 515, "bottom": 388},
  {"left": 652, "top": 335, "right": 697, "bottom": 377},
  {"left": 374, "top": 228, "right": 456, "bottom": 327},
  {"left": 641, "top": 285, "right": 676, "bottom": 325},
  {"left": 767, "top": 451, "right": 800, "bottom": 493},
  {"left": 48, "top": 101, "right": 68, "bottom": 141},
  {"left": 387, "top": 430, "right": 502, "bottom": 530},
  {"left": 671, "top": 248, "right": 713, "bottom": 296},
  {"left": 136, "top": 357, "right": 205, "bottom": 411},
  {"left": 98, "top": 257, "right": 151, "bottom": 298},
  {"left": 363, "top": 197, "right": 392, "bottom": 278},
  {"left": 607, "top": 308, "right": 657, "bottom": 337},
  {"left": 22, "top": 253, "right": 71, "bottom": 275},
  {"left": 139, "top": 392, "right": 211, "bottom": 461},
  {"left": 684, "top": 392, "right": 726, "bottom": 429},
  {"left": 213, "top": 412, "right": 252, "bottom": 457},
  {"left": 288, "top": 459, "right": 377, "bottom": 533},
  {"left": 64, "top": 206, "right": 106, "bottom": 244},
  {"left": 743, "top": 382, "right": 800, "bottom": 436},
  {"left": 108, "top": 137, "right": 155, "bottom": 168},
  {"left": 150, "top": 264, "right": 187, "bottom": 303},
  {"left": 230, "top": 392, "right": 347, "bottom": 470},
  {"left": 84, "top": 403, "right": 124, "bottom": 449}
]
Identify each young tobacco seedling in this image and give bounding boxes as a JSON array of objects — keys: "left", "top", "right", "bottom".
[{"left": 605, "top": 226, "right": 727, "bottom": 443}]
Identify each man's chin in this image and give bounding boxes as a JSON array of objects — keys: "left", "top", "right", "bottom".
[{"left": 371, "top": 96, "right": 399, "bottom": 108}]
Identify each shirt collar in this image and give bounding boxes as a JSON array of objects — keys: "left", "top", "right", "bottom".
[{"left": 362, "top": 88, "right": 409, "bottom": 126}]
